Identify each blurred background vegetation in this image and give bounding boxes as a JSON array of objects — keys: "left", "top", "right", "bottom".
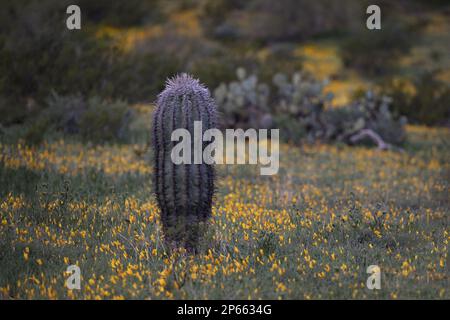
[{"left": 0, "top": 0, "right": 449, "bottom": 145}]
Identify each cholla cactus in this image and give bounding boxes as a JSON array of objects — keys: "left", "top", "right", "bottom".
[
  {"left": 152, "top": 74, "right": 218, "bottom": 250},
  {"left": 214, "top": 68, "right": 271, "bottom": 128}
]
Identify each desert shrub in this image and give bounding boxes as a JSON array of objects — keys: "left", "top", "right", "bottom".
[
  {"left": 257, "top": 44, "right": 304, "bottom": 84},
  {"left": 0, "top": 96, "right": 34, "bottom": 126},
  {"left": 79, "top": 97, "right": 132, "bottom": 142},
  {"left": 112, "top": 52, "right": 181, "bottom": 103},
  {"left": 22, "top": 94, "right": 132, "bottom": 145},
  {"left": 381, "top": 73, "right": 450, "bottom": 126},
  {"left": 214, "top": 68, "right": 405, "bottom": 147},
  {"left": 0, "top": 2, "right": 119, "bottom": 107},
  {"left": 272, "top": 114, "right": 308, "bottom": 143},
  {"left": 21, "top": 118, "right": 51, "bottom": 146},
  {"left": 14, "top": 93, "right": 84, "bottom": 145},
  {"left": 270, "top": 73, "right": 405, "bottom": 147},
  {"left": 46, "top": 94, "right": 87, "bottom": 132},
  {"left": 190, "top": 56, "right": 241, "bottom": 91},
  {"left": 204, "top": 0, "right": 361, "bottom": 42},
  {"left": 199, "top": 0, "right": 246, "bottom": 35},
  {"left": 323, "top": 92, "right": 407, "bottom": 146},
  {"left": 341, "top": 21, "right": 414, "bottom": 76},
  {"left": 378, "top": 78, "right": 414, "bottom": 120},
  {"left": 0, "top": 1, "right": 179, "bottom": 127},
  {"left": 75, "top": 0, "right": 159, "bottom": 27}
]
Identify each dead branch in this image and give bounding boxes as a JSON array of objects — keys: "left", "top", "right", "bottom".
[{"left": 349, "top": 128, "right": 392, "bottom": 150}]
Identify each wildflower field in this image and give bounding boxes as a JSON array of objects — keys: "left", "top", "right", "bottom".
[
  {"left": 1, "top": 0, "right": 449, "bottom": 301},
  {"left": 0, "top": 125, "right": 448, "bottom": 299}
]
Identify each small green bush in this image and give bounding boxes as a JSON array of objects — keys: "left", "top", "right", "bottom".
[
  {"left": 341, "top": 22, "right": 414, "bottom": 76},
  {"left": 79, "top": 97, "right": 131, "bottom": 143},
  {"left": 203, "top": 0, "right": 361, "bottom": 41},
  {"left": 22, "top": 94, "right": 132, "bottom": 145},
  {"left": 0, "top": 1, "right": 179, "bottom": 127},
  {"left": 190, "top": 56, "right": 240, "bottom": 91},
  {"left": 381, "top": 73, "right": 450, "bottom": 126},
  {"left": 323, "top": 92, "right": 406, "bottom": 146},
  {"left": 273, "top": 114, "right": 308, "bottom": 143}
]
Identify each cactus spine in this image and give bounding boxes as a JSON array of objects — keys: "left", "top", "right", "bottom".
[{"left": 152, "top": 74, "right": 218, "bottom": 250}]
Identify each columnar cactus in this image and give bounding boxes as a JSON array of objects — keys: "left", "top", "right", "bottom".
[{"left": 152, "top": 74, "right": 218, "bottom": 250}]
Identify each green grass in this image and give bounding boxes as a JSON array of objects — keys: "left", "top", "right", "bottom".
[{"left": 0, "top": 125, "right": 448, "bottom": 299}]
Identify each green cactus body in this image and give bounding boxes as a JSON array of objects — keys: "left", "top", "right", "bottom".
[{"left": 152, "top": 74, "right": 217, "bottom": 249}]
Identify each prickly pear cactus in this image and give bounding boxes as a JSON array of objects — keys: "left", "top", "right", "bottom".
[
  {"left": 152, "top": 74, "right": 218, "bottom": 250},
  {"left": 214, "top": 68, "right": 271, "bottom": 128},
  {"left": 272, "top": 71, "right": 333, "bottom": 117}
]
